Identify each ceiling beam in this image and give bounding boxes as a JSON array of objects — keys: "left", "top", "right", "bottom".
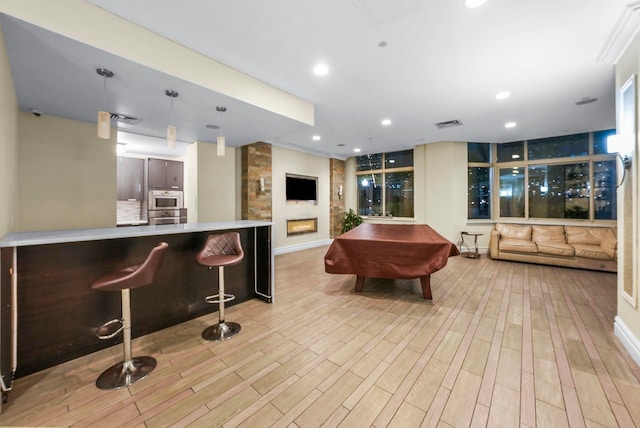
[{"left": 0, "top": 0, "right": 314, "bottom": 126}]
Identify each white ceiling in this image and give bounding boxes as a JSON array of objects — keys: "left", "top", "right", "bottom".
[{"left": 1, "top": 0, "right": 638, "bottom": 159}]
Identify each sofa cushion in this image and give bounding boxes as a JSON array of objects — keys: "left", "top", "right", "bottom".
[
  {"left": 537, "top": 243, "right": 575, "bottom": 257},
  {"left": 566, "top": 226, "right": 608, "bottom": 245},
  {"left": 573, "top": 244, "right": 612, "bottom": 260},
  {"left": 496, "top": 223, "right": 532, "bottom": 240},
  {"left": 600, "top": 228, "right": 617, "bottom": 259},
  {"left": 532, "top": 225, "right": 566, "bottom": 244},
  {"left": 499, "top": 238, "right": 538, "bottom": 253}
]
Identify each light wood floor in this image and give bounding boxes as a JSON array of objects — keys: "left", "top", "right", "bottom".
[{"left": 1, "top": 246, "right": 639, "bottom": 427}]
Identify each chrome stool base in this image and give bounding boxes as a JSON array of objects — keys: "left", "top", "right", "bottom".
[
  {"left": 95, "top": 356, "right": 157, "bottom": 390},
  {"left": 202, "top": 321, "right": 241, "bottom": 342}
]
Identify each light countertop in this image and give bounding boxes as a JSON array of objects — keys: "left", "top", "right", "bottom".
[
  {"left": 0, "top": 221, "right": 273, "bottom": 247},
  {"left": 117, "top": 220, "right": 149, "bottom": 226}
]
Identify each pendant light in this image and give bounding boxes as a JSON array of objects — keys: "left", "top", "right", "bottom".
[
  {"left": 216, "top": 106, "right": 227, "bottom": 157},
  {"left": 165, "top": 90, "right": 179, "bottom": 148},
  {"left": 96, "top": 68, "right": 114, "bottom": 139}
]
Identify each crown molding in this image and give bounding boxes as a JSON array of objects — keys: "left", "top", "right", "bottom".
[{"left": 597, "top": 0, "right": 640, "bottom": 64}]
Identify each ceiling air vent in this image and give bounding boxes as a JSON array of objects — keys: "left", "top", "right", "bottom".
[
  {"left": 575, "top": 97, "right": 598, "bottom": 106},
  {"left": 110, "top": 112, "right": 142, "bottom": 125},
  {"left": 435, "top": 119, "right": 463, "bottom": 129}
]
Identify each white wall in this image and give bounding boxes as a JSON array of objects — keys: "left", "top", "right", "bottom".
[
  {"left": 272, "top": 146, "right": 331, "bottom": 251},
  {"left": 0, "top": 24, "right": 17, "bottom": 237},
  {"left": 17, "top": 112, "right": 116, "bottom": 231},
  {"left": 614, "top": 31, "right": 640, "bottom": 366},
  {"left": 421, "top": 141, "right": 493, "bottom": 246},
  {"left": 186, "top": 143, "right": 199, "bottom": 223},
  {"left": 191, "top": 141, "right": 237, "bottom": 222}
]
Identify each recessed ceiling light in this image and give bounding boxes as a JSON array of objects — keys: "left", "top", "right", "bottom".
[
  {"left": 505, "top": 122, "right": 517, "bottom": 128},
  {"left": 495, "top": 91, "right": 510, "bottom": 100},
  {"left": 381, "top": 119, "right": 392, "bottom": 126},
  {"left": 313, "top": 63, "right": 329, "bottom": 76},
  {"left": 312, "top": 135, "right": 321, "bottom": 141},
  {"left": 465, "top": 0, "right": 487, "bottom": 8},
  {"left": 354, "top": 148, "right": 361, "bottom": 153}
]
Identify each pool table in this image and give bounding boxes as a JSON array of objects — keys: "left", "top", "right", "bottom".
[{"left": 324, "top": 223, "right": 459, "bottom": 299}]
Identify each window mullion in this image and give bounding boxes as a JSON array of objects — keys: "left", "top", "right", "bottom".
[
  {"left": 381, "top": 172, "right": 386, "bottom": 215},
  {"left": 589, "top": 159, "right": 595, "bottom": 221}
]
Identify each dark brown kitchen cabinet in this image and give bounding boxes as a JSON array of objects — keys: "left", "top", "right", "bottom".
[
  {"left": 117, "top": 156, "right": 145, "bottom": 201},
  {"left": 148, "top": 158, "right": 183, "bottom": 190}
]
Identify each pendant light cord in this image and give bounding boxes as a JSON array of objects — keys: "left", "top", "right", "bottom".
[
  {"left": 169, "top": 96, "right": 174, "bottom": 125},
  {"left": 102, "top": 75, "right": 107, "bottom": 111},
  {"left": 216, "top": 106, "right": 227, "bottom": 137},
  {"left": 96, "top": 68, "right": 114, "bottom": 113}
]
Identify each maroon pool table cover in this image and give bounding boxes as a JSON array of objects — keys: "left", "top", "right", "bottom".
[{"left": 324, "top": 223, "right": 459, "bottom": 297}]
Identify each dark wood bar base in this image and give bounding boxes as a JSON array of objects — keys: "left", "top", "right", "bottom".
[{"left": 1, "top": 225, "right": 271, "bottom": 380}]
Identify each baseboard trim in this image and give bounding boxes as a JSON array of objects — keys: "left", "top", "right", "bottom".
[
  {"left": 614, "top": 316, "right": 640, "bottom": 368},
  {"left": 275, "top": 239, "right": 333, "bottom": 255}
]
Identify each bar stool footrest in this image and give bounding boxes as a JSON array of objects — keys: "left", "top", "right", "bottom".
[
  {"left": 204, "top": 293, "right": 235, "bottom": 305},
  {"left": 96, "top": 318, "right": 124, "bottom": 340}
]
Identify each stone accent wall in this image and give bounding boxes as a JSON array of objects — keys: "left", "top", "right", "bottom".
[
  {"left": 329, "top": 158, "right": 346, "bottom": 238},
  {"left": 241, "top": 142, "right": 272, "bottom": 221}
]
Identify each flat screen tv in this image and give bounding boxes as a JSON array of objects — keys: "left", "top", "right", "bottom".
[{"left": 286, "top": 174, "right": 317, "bottom": 202}]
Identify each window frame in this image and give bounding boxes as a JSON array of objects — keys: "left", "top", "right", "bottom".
[
  {"left": 467, "top": 165, "right": 493, "bottom": 220},
  {"left": 356, "top": 150, "right": 415, "bottom": 219},
  {"left": 467, "top": 132, "right": 617, "bottom": 225}
]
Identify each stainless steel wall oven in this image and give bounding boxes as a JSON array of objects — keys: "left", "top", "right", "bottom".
[
  {"left": 148, "top": 190, "right": 185, "bottom": 224},
  {"left": 149, "top": 190, "right": 183, "bottom": 210}
]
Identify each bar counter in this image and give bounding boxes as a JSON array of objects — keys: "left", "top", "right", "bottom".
[{"left": 0, "top": 221, "right": 273, "bottom": 396}]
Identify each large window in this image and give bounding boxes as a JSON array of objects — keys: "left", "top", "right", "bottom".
[
  {"left": 468, "top": 143, "right": 492, "bottom": 219},
  {"left": 468, "top": 167, "right": 491, "bottom": 219},
  {"left": 496, "top": 141, "right": 524, "bottom": 163},
  {"left": 356, "top": 150, "right": 414, "bottom": 218},
  {"left": 467, "top": 130, "right": 617, "bottom": 222},
  {"left": 593, "top": 160, "right": 617, "bottom": 220},
  {"left": 528, "top": 163, "right": 590, "bottom": 219},
  {"left": 499, "top": 167, "right": 525, "bottom": 218},
  {"left": 528, "top": 133, "right": 589, "bottom": 160}
]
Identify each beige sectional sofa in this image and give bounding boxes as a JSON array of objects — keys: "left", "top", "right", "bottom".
[{"left": 489, "top": 223, "right": 617, "bottom": 272}]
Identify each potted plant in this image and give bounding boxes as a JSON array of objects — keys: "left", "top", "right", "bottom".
[{"left": 342, "top": 208, "right": 363, "bottom": 233}]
